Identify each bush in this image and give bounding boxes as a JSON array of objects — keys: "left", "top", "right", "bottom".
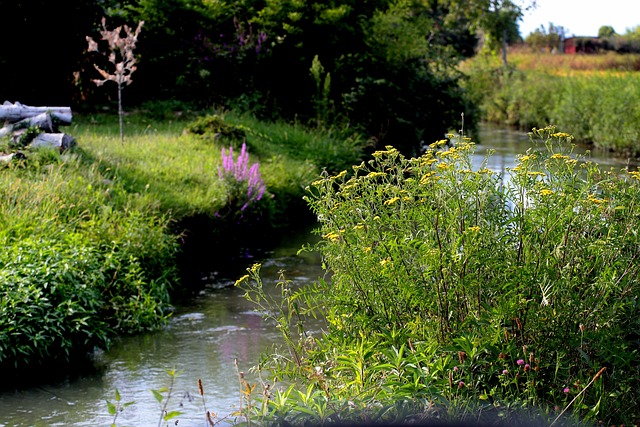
[
  {"left": 239, "top": 127, "right": 640, "bottom": 425},
  {"left": 0, "top": 149, "right": 178, "bottom": 376}
]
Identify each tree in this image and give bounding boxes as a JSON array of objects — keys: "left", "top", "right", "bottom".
[
  {"left": 86, "top": 17, "right": 144, "bottom": 143},
  {"left": 481, "top": 0, "right": 523, "bottom": 66},
  {"left": 598, "top": 25, "right": 616, "bottom": 38},
  {"left": 525, "top": 22, "right": 566, "bottom": 51},
  {"left": 447, "top": 0, "right": 531, "bottom": 66}
]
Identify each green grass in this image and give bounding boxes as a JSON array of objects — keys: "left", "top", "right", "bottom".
[
  {"left": 72, "top": 110, "right": 364, "bottom": 219},
  {"left": 0, "top": 109, "right": 366, "bottom": 377}
]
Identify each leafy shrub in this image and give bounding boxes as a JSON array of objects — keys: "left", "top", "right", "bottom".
[
  {"left": 0, "top": 235, "right": 108, "bottom": 369},
  {"left": 0, "top": 150, "right": 179, "bottom": 375},
  {"left": 185, "top": 114, "right": 247, "bottom": 143}
]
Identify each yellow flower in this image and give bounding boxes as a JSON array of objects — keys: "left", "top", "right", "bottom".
[
  {"left": 366, "top": 171, "right": 386, "bottom": 179},
  {"left": 420, "top": 172, "right": 436, "bottom": 185},
  {"left": 539, "top": 189, "right": 554, "bottom": 196},
  {"left": 587, "top": 194, "right": 607, "bottom": 205},
  {"left": 363, "top": 246, "right": 372, "bottom": 253},
  {"left": 429, "top": 140, "right": 448, "bottom": 148},
  {"left": 467, "top": 226, "right": 481, "bottom": 233},
  {"left": 234, "top": 274, "right": 250, "bottom": 286},
  {"left": 380, "top": 257, "right": 391, "bottom": 266},
  {"left": 551, "top": 132, "right": 573, "bottom": 140},
  {"left": 550, "top": 153, "right": 570, "bottom": 160},
  {"left": 439, "top": 147, "right": 457, "bottom": 158},
  {"left": 384, "top": 197, "right": 400, "bottom": 206},
  {"left": 334, "top": 170, "right": 347, "bottom": 179},
  {"left": 322, "top": 232, "right": 341, "bottom": 242},
  {"left": 372, "top": 147, "right": 398, "bottom": 157}
]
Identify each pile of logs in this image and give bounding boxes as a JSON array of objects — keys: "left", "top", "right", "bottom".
[{"left": 0, "top": 102, "right": 76, "bottom": 160}]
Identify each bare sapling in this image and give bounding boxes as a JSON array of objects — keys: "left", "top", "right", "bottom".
[{"left": 86, "top": 17, "right": 144, "bottom": 143}]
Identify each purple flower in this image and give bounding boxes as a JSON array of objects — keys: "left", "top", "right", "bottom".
[
  {"left": 458, "top": 381, "right": 464, "bottom": 389},
  {"left": 218, "top": 142, "right": 266, "bottom": 212},
  {"left": 516, "top": 359, "right": 525, "bottom": 366},
  {"left": 563, "top": 387, "right": 570, "bottom": 393},
  {"left": 502, "top": 369, "right": 509, "bottom": 375},
  {"left": 524, "top": 364, "right": 531, "bottom": 372},
  {"left": 453, "top": 366, "right": 459, "bottom": 372}
]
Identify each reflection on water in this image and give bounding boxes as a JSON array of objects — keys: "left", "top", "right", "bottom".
[
  {"left": 472, "top": 122, "right": 638, "bottom": 173},
  {"left": 0, "top": 123, "right": 637, "bottom": 426}
]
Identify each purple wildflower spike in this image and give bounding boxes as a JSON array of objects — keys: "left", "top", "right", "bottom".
[{"left": 218, "top": 142, "right": 266, "bottom": 212}]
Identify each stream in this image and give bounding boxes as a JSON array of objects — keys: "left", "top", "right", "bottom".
[{"left": 0, "top": 123, "right": 637, "bottom": 427}]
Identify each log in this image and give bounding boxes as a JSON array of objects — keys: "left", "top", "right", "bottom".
[
  {"left": 0, "top": 112, "right": 56, "bottom": 138},
  {"left": 30, "top": 133, "right": 76, "bottom": 152},
  {"left": 1, "top": 101, "right": 72, "bottom": 125}
]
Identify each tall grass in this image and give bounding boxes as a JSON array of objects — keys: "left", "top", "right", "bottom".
[
  {"left": 0, "top": 149, "right": 178, "bottom": 376},
  {"left": 462, "top": 54, "right": 640, "bottom": 155},
  {"left": 508, "top": 49, "right": 640, "bottom": 73}
]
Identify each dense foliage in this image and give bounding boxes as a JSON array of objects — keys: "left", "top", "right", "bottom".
[
  {"left": 237, "top": 128, "right": 640, "bottom": 425},
  {"left": 0, "top": 147, "right": 178, "bottom": 378}
]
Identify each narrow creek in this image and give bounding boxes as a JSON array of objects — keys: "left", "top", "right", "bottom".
[{"left": 0, "top": 123, "right": 637, "bottom": 427}]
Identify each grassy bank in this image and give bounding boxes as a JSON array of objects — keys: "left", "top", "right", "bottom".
[
  {"left": 0, "top": 109, "right": 364, "bottom": 381},
  {"left": 462, "top": 52, "right": 640, "bottom": 156}
]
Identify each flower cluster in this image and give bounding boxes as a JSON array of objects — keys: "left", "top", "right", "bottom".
[{"left": 218, "top": 142, "right": 266, "bottom": 211}]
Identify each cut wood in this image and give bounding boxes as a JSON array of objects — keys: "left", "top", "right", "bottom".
[
  {"left": 0, "top": 112, "right": 56, "bottom": 138},
  {"left": 1, "top": 101, "right": 72, "bottom": 125},
  {"left": 30, "top": 133, "right": 76, "bottom": 151}
]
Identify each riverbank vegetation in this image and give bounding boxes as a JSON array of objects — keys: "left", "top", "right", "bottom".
[
  {"left": 462, "top": 51, "right": 640, "bottom": 156},
  {"left": 236, "top": 127, "right": 640, "bottom": 426},
  {"left": 0, "top": 110, "right": 364, "bottom": 381}
]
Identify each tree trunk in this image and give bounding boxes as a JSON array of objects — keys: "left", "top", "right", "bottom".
[{"left": 0, "top": 101, "right": 72, "bottom": 125}]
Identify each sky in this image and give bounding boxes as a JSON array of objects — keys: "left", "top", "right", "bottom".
[{"left": 518, "top": 0, "right": 640, "bottom": 38}]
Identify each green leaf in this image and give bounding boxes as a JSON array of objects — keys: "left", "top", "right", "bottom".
[
  {"left": 151, "top": 389, "right": 164, "bottom": 403},
  {"left": 164, "top": 410, "right": 184, "bottom": 420},
  {"left": 106, "top": 400, "right": 117, "bottom": 416}
]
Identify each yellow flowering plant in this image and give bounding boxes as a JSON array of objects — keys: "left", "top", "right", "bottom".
[{"left": 240, "top": 127, "right": 640, "bottom": 425}]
